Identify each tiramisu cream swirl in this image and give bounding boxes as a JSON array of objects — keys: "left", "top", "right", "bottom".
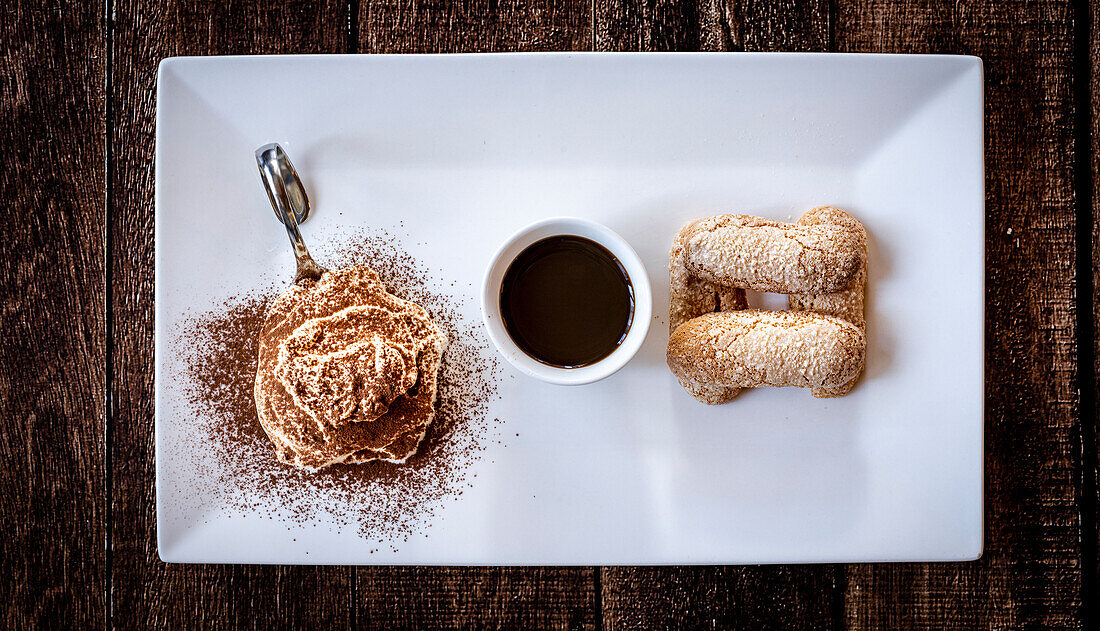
[{"left": 254, "top": 265, "right": 448, "bottom": 471}]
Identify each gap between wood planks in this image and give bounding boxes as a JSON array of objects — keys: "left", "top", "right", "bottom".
[{"left": 1072, "top": 0, "right": 1097, "bottom": 628}]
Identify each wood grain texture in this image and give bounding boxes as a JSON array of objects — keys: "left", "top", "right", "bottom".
[
  {"left": 358, "top": 567, "right": 598, "bottom": 629},
  {"left": 1086, "top": 0, "right": 1099, "bottom": 618},
  {"left": 355, "top": 4, "right": 599, "bottom": 628},
  {"left": 361, "top": 0, "right": 592, "bottom": 52},
  {"left": 109, "top": 1, "right": 353, "bottom": 628},
  {"left": 0, "top": 0, "right": 107, "bottom": 627},
  {"left": 0, "top": 0, "right": 1086, "bottom": 626},
  {"left": 595, "top": 0, "right": 830, "bottom": 51},
  {"left": 602, "top": 566, "right": 842, "bottom": 630},
  {"left": 836, "top": 0, "right": 1084, "bottom": 628},
  {"left": 593, "top": 3, "right": 839, "bottom": 629}
]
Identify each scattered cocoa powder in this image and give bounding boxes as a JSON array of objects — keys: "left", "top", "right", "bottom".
[{"left": 168, "top": 227, "right": 503, "bottom": 549}]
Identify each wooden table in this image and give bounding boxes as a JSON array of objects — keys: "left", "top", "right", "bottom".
[{"left": 2, "top": 0, "right": 1096, "bottom": 628}]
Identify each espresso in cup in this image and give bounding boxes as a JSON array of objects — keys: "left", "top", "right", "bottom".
[{"left": 499, "top": 236, "right": 634, "bottom": 368}]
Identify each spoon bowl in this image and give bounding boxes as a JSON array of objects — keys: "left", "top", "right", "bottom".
[{"left": 255, "top": 143, "right": 326, "bottom": 282}]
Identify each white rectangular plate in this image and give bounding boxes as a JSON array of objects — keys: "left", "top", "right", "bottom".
[{"left": 156, "top": 53, "right": 984, "bottom": 564}]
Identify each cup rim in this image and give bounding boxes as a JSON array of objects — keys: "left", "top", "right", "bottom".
[{"left": 481, "top": 217, "right": 653, "bottom": 385}]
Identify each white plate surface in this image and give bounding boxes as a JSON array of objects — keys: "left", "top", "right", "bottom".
[{"left": 156, "top": 53, "right": 984, "bottom": 564}]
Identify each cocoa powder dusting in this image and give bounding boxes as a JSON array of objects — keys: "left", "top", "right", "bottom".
[{"left": 169, "top": 227, "right": 503, "bottom": 550}]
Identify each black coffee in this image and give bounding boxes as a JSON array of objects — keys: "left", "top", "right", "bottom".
[{"left": 500, "top": 236, "right": 634, "bottom": 368}]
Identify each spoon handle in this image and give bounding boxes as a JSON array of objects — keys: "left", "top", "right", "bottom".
[{"left": 255, "top": 144, "right": 325, "bottom": 282}]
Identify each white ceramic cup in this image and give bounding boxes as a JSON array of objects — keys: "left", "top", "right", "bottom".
[{"left": 481, "top": 217, "right": 652, "bottom": 385}]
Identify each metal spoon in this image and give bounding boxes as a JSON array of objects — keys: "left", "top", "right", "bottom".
[{"left": 255, "top": 143, "right": 326, "bottom": 283}]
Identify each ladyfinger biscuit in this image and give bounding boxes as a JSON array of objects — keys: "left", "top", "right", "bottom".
[
  {"left": 667, "top": 310, "right": 865, "bottom": 393},
  {"left": 670, "top": 219, "right": 748, "bottom": 332},
  {"left": 669, "top": 220, "right": 747, "bottom": 404},
  {"left": 683, "top": 214, "right": 865, "bottom": 294},
  {"left": 787, "top": 206, "right": 867, "bottom": 397}
]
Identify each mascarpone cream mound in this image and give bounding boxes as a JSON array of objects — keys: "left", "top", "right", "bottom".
[{"left": 254, "top": 265, "right": 448, "bottom": 471}]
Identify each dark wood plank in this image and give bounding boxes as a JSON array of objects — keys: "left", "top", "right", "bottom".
[
  {"left": 595, "top": 0, "right": 830, "bottom": 51},
  {"left": 593, "top": 3, "right": 839, "bottom": 629},
  {"left": 361, "top": 0, "right": 592, "bottom": 53},
  {"left": 0, "top": 1, "right": 107, "bottom": 627},
  {"left": 602, "top": 567, "right": 841, "bottom": 630},
  {"left": 355, "top": 5, "right": 598, "bottom": 628},
  {"left": 358, "top": 567, "right": 598, "bottom": 629},
  {"left": 109, "top": 1, "right": 353, "bottom": 628},
  {"left": 836, "top": 1, "right": 1084, "bottom": 628},
  {"left": 1086, "top": 0, "right": 1099, "bottom": 620}
]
